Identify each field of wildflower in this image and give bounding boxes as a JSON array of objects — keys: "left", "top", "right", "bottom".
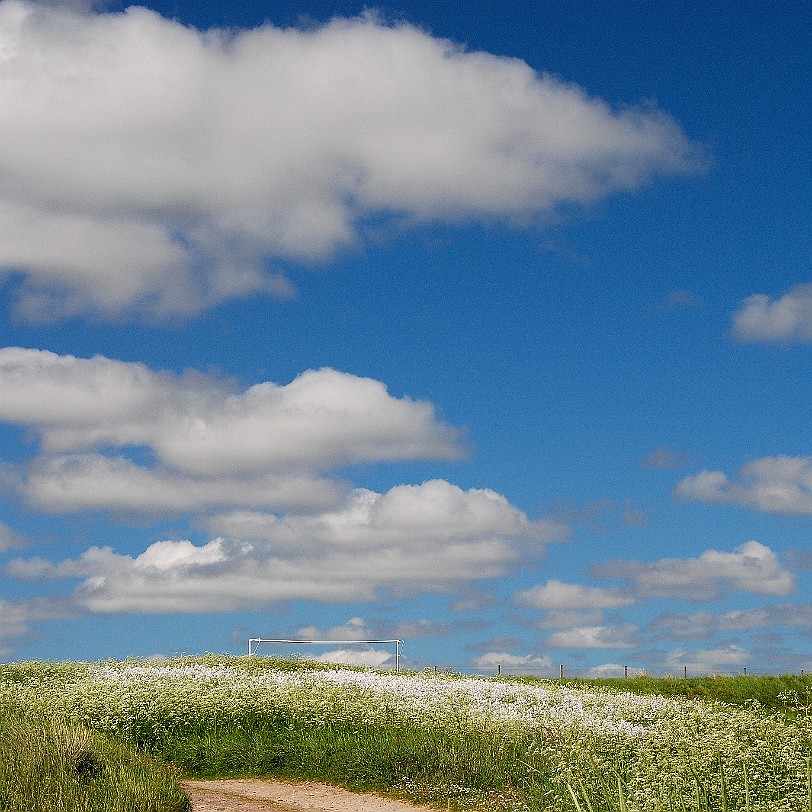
[{"left": 1, "top": 655, "right": 811, "bottom": 811}]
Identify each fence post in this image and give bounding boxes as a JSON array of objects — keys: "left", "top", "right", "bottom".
[
  {"left": 560, "top": 664, "right": 564, "bottom": 679},
  {"left": 624, "top": 665, "right": 628, "bottom": 679}
]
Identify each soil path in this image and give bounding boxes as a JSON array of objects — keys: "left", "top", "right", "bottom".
[{"left": 182, "top": 779, "right": 440, "bottom": 812}]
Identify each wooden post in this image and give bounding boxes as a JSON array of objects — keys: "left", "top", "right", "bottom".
[
  {"left": 624, "top": 665, "right": 628, "bottom": 679},
  {"left": 497, "top": 664, "right": 501, "bottom": 676},
  {"left": 560, "top": 663, "right": 564, "bottom": 679},
  {"left": 684, "top": 666, "right": 687, "bottom": 679}
]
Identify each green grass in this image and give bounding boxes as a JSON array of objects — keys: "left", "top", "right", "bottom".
[
  {"left": 551, "top": 674, "right": 812, "bottom": 717},
  {"left": 2, "top": 657, "right": 812, "bottom": 811},
  {"left": 0, "top": 704, "right": 189, "bottom": 812}
]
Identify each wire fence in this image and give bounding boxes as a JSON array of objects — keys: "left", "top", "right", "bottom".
[{"left": 474, "top": 664, "right": 812, "bottom": 679}]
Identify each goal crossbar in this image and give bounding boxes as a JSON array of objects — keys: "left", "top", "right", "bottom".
[{"left": 248, "top": 638, "right": 403, "bottom": 671}]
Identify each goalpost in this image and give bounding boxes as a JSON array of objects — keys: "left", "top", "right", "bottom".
[{"left": 248, "top": 638, "right": 404, "bottom": 672}]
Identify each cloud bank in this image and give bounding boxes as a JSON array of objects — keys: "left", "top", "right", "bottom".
[
  {"left": 0, "top": 346, "right": 566, "bottom": 613},
  {"left": 0, "top": 347, "right": 463, "bottom": 514},
  {"left": 6, "top": 481, "right": 565, "bottom": 613},
  {"left": 0, "top": 0, "right": 702, "bottom": 320}
]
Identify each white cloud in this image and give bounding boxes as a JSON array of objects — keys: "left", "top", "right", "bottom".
[
  {"left": 297, "top": 616, "right": 452, "bottom": 642},
  {"left": 732, "top": 283, "right": 812, "bottom": 342},
  {"left": 296, "top": 617, "right": 372, "bottom": 641},
  {"left": 471, "top": 651, "right": 554, "bottom": 674},
  {"left": 206, "top": 481, "right": 565, "bottom": 554},
  {"left": 7, "top": 480, "right": 566, "bottom": 613},
  {"left": 22, "top": 454, "right": 347, "bottom": 514},
  {"left": 515, "top": 579, "right": 634, "bottom": 610},
  {"left": 0, "top": 348, "right": 462, "bottom": 474},
  {"left": 0, "top": 1, "right": 701, "bottom": 320},
  {"left": 312, "top": 648, "right": 393, "bottom": 668},
  {"left": 283, "top": 617, "right": 398, "bottom": 667},
  {"left": 545, "top": 624, "right": 639, "bottom": 649},
  {"left": 664, "top": 644, "right": 749, "bottom": 674},
  {"left": 0, "top": 348, "right": 466, "bottom": 514},
  {"left": 676, "top": 456, "right": 812, "bottom": 515},
  {"left": 594, "top": 540, "right": 796, "bottom": 600},
  {"left": 649, "top": 604, "right": 812, "bottom": 639}
]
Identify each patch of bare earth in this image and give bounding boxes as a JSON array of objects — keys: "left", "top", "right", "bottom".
[{"left": 182, "top": 779, "right": 442, "bottom": 812}]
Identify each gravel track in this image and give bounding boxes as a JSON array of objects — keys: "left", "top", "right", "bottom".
[{"left": 182, "top": 779, "right": 439, "bottom": 812}]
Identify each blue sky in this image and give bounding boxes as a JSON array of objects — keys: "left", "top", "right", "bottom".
[{"left": 0, "top": 0, "right": 810, "bottom": 675}]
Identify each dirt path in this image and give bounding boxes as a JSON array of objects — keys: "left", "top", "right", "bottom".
[{"left": 182, "top": 779, "right": 441, "bottom": 812}]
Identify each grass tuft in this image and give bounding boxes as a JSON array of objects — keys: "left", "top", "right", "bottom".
[{"left": 0, "top": 705, "right": 189, "bottom": 812}]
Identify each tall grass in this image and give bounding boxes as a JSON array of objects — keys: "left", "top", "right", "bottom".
[
  {"left": 2, "top": 656, "right": 812, "bottom": 811},
  {"left": 0, "top": 704, "right": 189, "bottom": 812},
  {"left": 558, "top": 674, "right": 812, "bottom": 717}
]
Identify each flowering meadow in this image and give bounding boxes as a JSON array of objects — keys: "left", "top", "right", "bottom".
[{"left": 1, "top": 655, "right": 811, "bottom": 811}]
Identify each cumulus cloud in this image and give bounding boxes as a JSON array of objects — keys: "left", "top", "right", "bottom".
[
  {"left": 471, "top": 651, "right": 554, "bottom": 674},
  {"left": 273, "top": 617, "right": 398, "bottom": 668},
  {"left": 311, "top": 648, "right": 394, "bottom": 668},
  {"left": 0, "top": 348, "right": 462, "bottom": 473},
  {"left": 0, "top": 1, "right": 702, "bottom": 320},
  {"left": 593, "top": 540, "right": 795, "bottom": 601},
  {"left": 664, "top": 644, "right": 749, "bottom": 674},
  {"left": 732, "top": 283, "right": 812, "bottom": 342},
  {"left": 545, "top": 624, "right": 639, "bottom": 649},
  {"left": 649, "top": 603, "right": 812, "bottom": 640},
  {"left": 296, "top": 617, "right": 373, "bottom": 641},
  {"left": 676, "top": 456, "right": 812, "bottom": 515},
  {"left": 297, "top": 616, "right": 454, "bottom": 642},
  {"left": 7, "top": 480, "right": 565, "bottom": 613},
  {"left": 0, "top": 347, "right": 464, "bottom": 514},
  {"left": 514, "top": 579, "right": 634, "bottom": 610},
  {"left": 512, "top": 580, "right": 637, "bottom": 652},
  {"left": 22, "top": 455, "right": 347, "bottom": 514},
  {"left": 648, "top": 609, "right": 766, "bottom": 640},
  {"left": 206, "top": 480, "right": 563, "bottom": 551}
]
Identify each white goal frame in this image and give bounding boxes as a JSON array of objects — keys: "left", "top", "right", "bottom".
[{"left": 248, "top": 638, "right": 404, "bottom": 672}]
